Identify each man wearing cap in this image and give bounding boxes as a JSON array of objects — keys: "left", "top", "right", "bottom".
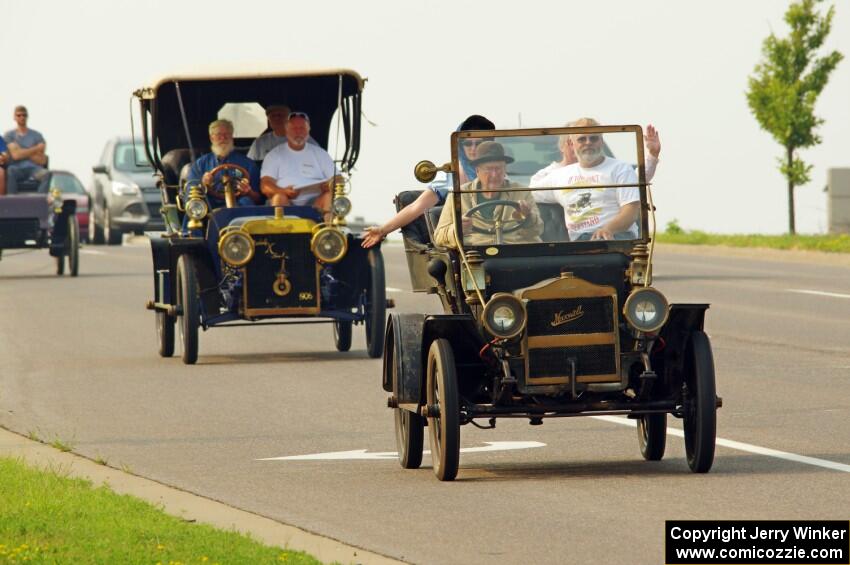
[
  {"left": 260, "top": 112, "right": 339, "bottom": 216},
  {"left": 434, "top": 141, "right": 543, "bottom": 248},
  {"left": 186, "top": 119, "right": 262, "bottom": 208},
  {"left": 3, "top": 105, "right": 48, "bottom": 194},
  {"left": 530, "top": 118, "right": 640, "bottom": 241}
]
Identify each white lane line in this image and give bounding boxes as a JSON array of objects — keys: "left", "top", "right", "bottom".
[
  {"left": 787, "top": 288, "right": 850, "bottom": 299},
  {"left": 385, "top": 287, "right": 405, "bottom": 293},
  {"left": 592, "top": 415, "right": 850, "bottom": 473},
  {"left": 81, "top": 249, "right": 107, "bottom": 255},
  {"left": 258, "top": 441, "right": 546, "bottom": 461}
]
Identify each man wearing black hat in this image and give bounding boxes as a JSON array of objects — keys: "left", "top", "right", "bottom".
[{"left": 434, "top": 141, "right": 543, "bottom": 248}]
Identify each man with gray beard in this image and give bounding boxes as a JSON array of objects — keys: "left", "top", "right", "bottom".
[
  {"left": 530, "top": 117, "right": 640, "bottom": 241},
  {"left": 186, "top": 119, "right": 262, "bottom": 208}
]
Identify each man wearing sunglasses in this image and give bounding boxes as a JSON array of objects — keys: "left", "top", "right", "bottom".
[
  {"left": 530, "top": 117, "right": 640, "bottom": 241},
  {"left": 247, "top": 104, "right": 319, "bottom": 161},
  {"left": 3, "top": 105, "right": 48, "bottom": 194},
  {"left": 260, "top": 112, "right": 339, "bottom": 218}
]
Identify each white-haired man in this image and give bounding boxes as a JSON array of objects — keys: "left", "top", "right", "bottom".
[
  {"left": 186, "top": 119, "right": 262, "bottom": 208},
  {"left": 530, "top": 118, "right": 640, "bottom": 241}
]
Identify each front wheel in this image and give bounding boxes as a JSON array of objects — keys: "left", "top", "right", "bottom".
[
  {"left": 67, "top": 216, "right": 80, "bottom": 277},
  {"left": 683, "top": 331, "right": 717, "bottom": 473},
  {"left": 104, "top": 208, "right": 122, "bottom": 245},
  {"left": 637, "top": 413, "right": 666, "bottom": 461},
  {"left": 89, "top": 206, "right": 104, "bottom": 244},
  {"left": 176, "top": 254, "right": 199, "bottom": 364},
  {"left": 333, "top": 320, "right": 352, "bottom": 352},
  {"left": 426, "top": 338, "right": 460, "bottom": 481},
  {"left": 156, "top": 311, "right": 175, "bottom": 358},
  {"left": 365, "top": 248, "right": 386, "bottom": 358}
]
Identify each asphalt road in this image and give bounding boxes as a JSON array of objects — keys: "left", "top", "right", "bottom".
[{"left": 1, "top": 241, "right": 848, "bottom": 565}]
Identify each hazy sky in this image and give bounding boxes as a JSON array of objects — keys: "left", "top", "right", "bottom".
[{"left": 4, "top": 0, "right": 848, "bottom": 234}]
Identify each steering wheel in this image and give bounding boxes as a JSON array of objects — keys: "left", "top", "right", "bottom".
[
  {"left": 206, "top": 163, "right": 250, "bottom": 207},
  {"left": 463, "top": 199, "right": 529, "bottom": 235}
]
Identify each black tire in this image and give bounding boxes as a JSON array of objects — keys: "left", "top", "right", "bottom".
[
  {"left": 365, "top": 248, "right": 386, "bottom": 359},
  {"left": 638, "top": 413, "right": 667, "bottom": 461},
  {"left": 56, "top": 254, "right": 64, "bottom": 275},
  {"left": 392, "top": 336, "right": 423, "bottom": 469},
  {"left": 176, "top": 254, "right": 199, "bottom": 364},
  {"left": 68, "top": 216, "right": 79, "bottom": 277},
  {"left": 156, "top": 311, "right": 175, "bottom": 358},
  {"left": 89, "top": 206, "right": 104, "bottom": 244},
  {"left": 683, "top": 331, "right": 717, "bottom": 473},
  {"left": 333, "top": 320, "right": 352, "bottom": 352},
  {"left": 426, "top": 338, "right": 460, "bottom": 481},
  {"left": 104, "top": 208, "right": 122, "bottom": 245}
]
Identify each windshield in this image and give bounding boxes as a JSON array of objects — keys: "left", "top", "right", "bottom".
[
  {"left": 113, "top": 142, "right": 154, "bottom": 172},
  {"left": 50, "top": 173, "right": 85, "bottom": 194},
  {"left": 451, "top": 128, "right": 646, "bottom": 247}
]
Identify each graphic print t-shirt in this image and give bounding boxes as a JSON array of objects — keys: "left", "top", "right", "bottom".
[{"left": 531, "top": 157, "right": 639, "bottom": 239}]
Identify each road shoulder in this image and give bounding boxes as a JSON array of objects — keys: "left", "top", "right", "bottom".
[{"left": 656, "top": 242, "right": 850, "bottom": 267}]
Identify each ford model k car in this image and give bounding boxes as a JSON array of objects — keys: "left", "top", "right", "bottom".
[
  {"left": 384, "top": 125, "right": 720, "bottom": 480},
  {"left": 133, "top": 68, "right": 387, "bottom": 364},
  {"left": 0, "top": 170, "right": 85, "bottom": 276}
]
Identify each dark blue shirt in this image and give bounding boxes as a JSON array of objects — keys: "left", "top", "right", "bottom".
[
  {"left": 0, "top": 136, "right": 7, "bottom": 154},
  {"left": 187, "top": 151, "right": 261, "bottom": 207}
]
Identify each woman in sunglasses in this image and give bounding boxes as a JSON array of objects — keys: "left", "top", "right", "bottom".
[{"left": 361, "top": 114, "right": 494, "bottom": 248}]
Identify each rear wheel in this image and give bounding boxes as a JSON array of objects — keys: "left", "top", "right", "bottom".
[
  {"left": 637, "top": 413, "right": 667, "bottom": 461},
  {"left": 392, "top": 336, "right": 423, "bottom": 469},
  {"left": 333, "top": 320, "right": 352, "bottom": 352},
  {"left": 104, "top": 208, "right": 122, "bottom": 245},
  {"left": 89, "top": 207, "right": 104, "bottom": 244},
  {"left": 176, "top": 254, "right": 199, "bottom": 364},
  {"left": 426, "top": 339, "right": 459, "bottom": 481},
  {"left": 683, "top": 331, "right": 717, "bottom": 473},
  {"left": 365, "top": 248, "right": 386, "bottom": 358},
  {"left": 156, "top": 311, "right": 175, "bottom": 357}
]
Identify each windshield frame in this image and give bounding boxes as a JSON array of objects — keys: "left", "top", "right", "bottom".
[{"left": 448, "top": 124, "right": 649, "bottom": 255}]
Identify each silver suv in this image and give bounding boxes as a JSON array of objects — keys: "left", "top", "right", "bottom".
[{"left": 89, "top": 137, "right": 162, "bottom": 244}]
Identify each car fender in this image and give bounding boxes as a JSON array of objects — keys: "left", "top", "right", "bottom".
[
  {"left": 653, "top": 303, "right": 710, "bottom": 389},
  {"left": 384, "top": 313, "right": 426, "bottom": 402}
]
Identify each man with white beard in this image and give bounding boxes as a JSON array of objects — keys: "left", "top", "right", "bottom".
[
  {"left": 186, "top": 119, "right": 262, "bottom": 208},
  {"left": 530, "top": 117, "right": 640, "bottom": 241}
]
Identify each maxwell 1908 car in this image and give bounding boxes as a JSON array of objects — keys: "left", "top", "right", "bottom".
[
  {"left": 384, "top": 125, "right": 721, "bottom": 480},
  {"left": 0, "top": 169, "right": 85, "bottom": 276},
  {"left": 133, "top": 68, "right": 388, "bottom": 364}
]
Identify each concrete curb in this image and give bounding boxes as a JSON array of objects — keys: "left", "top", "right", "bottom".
[{"left": 0, "top": 427, "right": 405, "bottom": 565}]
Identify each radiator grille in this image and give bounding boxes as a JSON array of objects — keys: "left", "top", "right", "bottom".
[
  {"left": 526, "top": 296, "right": 614, "bottom": 336},
  {"left": 244, "top": 233, "right": 318, "bottom": 311},
  {"left": 528, "top": 344, "right": 616, "bottom": 379}
]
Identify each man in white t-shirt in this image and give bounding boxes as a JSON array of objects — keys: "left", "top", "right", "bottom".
[
  {"left": 530, "top": 122, "right": 661, "bottom": 186},
  {"left": 248, "top": 104, "right": 319, "bottom": 160},
  {"left": 531, "top": 118, "right": 640, "bottom": 241},
  {"left": 260, "top": 112, "right": 339, "bottom": 215}
]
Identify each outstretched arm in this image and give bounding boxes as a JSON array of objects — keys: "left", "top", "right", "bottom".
[{"left": 361, "top": 190, "right": 441, "bottom": 248}]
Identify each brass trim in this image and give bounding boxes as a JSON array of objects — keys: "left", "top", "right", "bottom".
[
  {"left": 242, "top": 217, "right": 316, "bottom": 235},
  {"left": 218, "top": 228, "right": 255, "bottom": 267},
  {"left": 243, "top": 306, "right": 321, "bottom": 316},
  {"left": 241, "top": 249, "right": 321, "bottom": 314},
  {"left": 622, "top": 287, "right": 669, "bottom": 333},
  {"left": 482, "top": 293, "right": 527, "bottom": 339},
  {"left": 526, "top": 374, "right": 619, "bottom": 386},
  {"left": 527, "top": 333, "right": 615, "bottom": 348},
  {"left": 310, "top": 226, "right": 348, "bottom": 264},
  {"left": 413, "top": 160, "right": 452, "bottom": 183}
]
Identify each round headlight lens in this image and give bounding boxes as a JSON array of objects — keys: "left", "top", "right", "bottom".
[
  {"left": 185, "top": 198, "right": 209, "bottom": 220},
  {"left": 218, "top": 230, "right": 254, "bottom": 267},
  {"left": 332, "top": 196, "right": 352, "bottom": 217},
  {"left": 623, "top": 288, "right": 669, "bottom": 333},
  {"left": 311, "top": 227, "right": 348, "bottom": 263},
  {"left": 482, "top": 293, "right": 526, "bottom": 339}
]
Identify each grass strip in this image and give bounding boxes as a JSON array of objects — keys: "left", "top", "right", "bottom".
[
  {"left": 656, "top": 231, "right": 850, "bottom": 253},
  {"left": 0, "top": 457, "right": 324, "bottom": 564}
]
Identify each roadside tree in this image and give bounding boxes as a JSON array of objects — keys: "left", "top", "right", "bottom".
[{"left": 746, "top": 0, "right": 843, "bottom": 234}]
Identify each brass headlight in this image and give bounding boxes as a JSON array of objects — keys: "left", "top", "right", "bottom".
[
  {"left": 623, "top": 287, "right": 669, "bottom": 333},
  {"left": 218, "top": 229, "right": 254, "bottom": 267},
  {"left": 310, "top": 226, "right": 348, "bottom": 263},
  {"left": 482, "top": 293, "right": 527, "bottom": 339},
  {"left": 185, "top": 198, "right": 209, "bottom": 220},
  {"left": 332, "top": 196, "right": 352, "bottom": 217}
]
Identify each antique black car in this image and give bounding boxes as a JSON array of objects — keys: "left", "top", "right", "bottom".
[
  {"left": 383, "top": 125, "right": 720, "bottom": 480},
  {"left": 133, "top": 68, "right": 387, "bottom": 364},
  {"left": 0, "top": 170, "right": 84, "bottom": 276}
]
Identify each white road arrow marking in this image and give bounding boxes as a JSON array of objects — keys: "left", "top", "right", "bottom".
[{"left": 257, "top": 441, "right": 546, "bottom": 461}]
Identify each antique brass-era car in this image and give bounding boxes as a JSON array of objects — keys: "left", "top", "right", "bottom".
[
  {"left": 0, "top": 170, "right": 85, "bottom": 276},
  {"left": 383, "top": 125, "right": 720, "bottom": 480},
  {"left": 133, "top": 68, "right": 387, "bottom": 364}
]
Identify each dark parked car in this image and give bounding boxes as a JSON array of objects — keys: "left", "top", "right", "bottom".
[
  {"left": 384, "top": 125, "right": 720, "bottom": 481},
  {"left": 0, "top": 169, "right": 86, "bottom": 275},
  {"left": 89, "top": 137, "right": 162, "bottom": 245},
  {"left": 134, "top": 68, "right": 389, "bottom": 364}
]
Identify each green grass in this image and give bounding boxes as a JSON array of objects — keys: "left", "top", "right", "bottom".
[
  {"left": 0, "top": 457, "right": 324, "bottom": 564},
  {"left": 656, "top": 223, "right": 850, "bottom": 253}
]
